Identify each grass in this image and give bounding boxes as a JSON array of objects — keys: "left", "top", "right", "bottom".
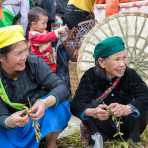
[
  {"left": 57, "top": 131, "right": 82, "bottom": 148},
  {"left": 57, "top": 127, "right": 148, "bottom": 148}
]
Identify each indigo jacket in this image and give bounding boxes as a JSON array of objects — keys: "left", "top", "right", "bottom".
[
  {"left": 70, "top": 66, "right": 148, "bottom": 119},
  {"left": 0, "top": 54, "right": 70, "bottom": 128}
]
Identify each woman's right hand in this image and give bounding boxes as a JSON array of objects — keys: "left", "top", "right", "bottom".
[
  {"left": 56, "top": 25, "right": 68, "bottom": 34},
  {"left": 54, "top": 25, "right": 68, "bottom": 38},
  {"left": 85, "top": 104, "right": 109, "bottom": 120},
  {"left": 95, "top": 104, "right": 110, "bottom": 120},
  {"left": 5, "top": 110, "right": 29, "bottom": 128}
]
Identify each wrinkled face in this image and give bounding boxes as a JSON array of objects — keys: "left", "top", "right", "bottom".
[
  {"left": 32, "top": 15, "right": 48, "bottom": 33},
  {"left": 0, "top": 41, "right": 29, "bottom": 75},
  {"left": 98, "top": 51, "right": 128, "bottom": 78}
]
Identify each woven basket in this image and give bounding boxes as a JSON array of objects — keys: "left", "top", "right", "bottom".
[
  {"left": 67, "top": 20, "right": 95, "bottom": 97},
  {"left": 68, "top": 61, "right": 79, "bottom": 97},
  {"left": 77, "top": 12, "right": 148, "bottom": 84},
  {"left": 94, "top": 0, "right": 148, "bottom": 22},
  {"left": 63, "top": 19, "right": 95, "bottom": 62}
]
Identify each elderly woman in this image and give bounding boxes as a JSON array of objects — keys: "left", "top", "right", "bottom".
[
  {"left": 0, "top": 25, "right": 71, "bottom": 148},
  {"left": 71, "top": 36, "right": 148, "bottom": 146}
]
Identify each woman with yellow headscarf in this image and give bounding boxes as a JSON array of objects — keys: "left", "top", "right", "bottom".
[{"left": 0, "top": 25, "right": 71, "bottom": 148}]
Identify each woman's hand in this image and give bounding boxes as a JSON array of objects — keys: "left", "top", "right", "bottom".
[
  {"left": 54, "top": 25, "right": 68, "bottom": 39},
  {"left": 29, "top": 100, "right": 46, "bottom": 120},
  {"left": 5, "top": 110, "right": 29, "bottom": 128},
  {"left": 95, "top": 104, "right": 110, "bottom": 120},
  {"left": 85, "top": 104, "right": 109, "bottom": 121},
  {"left": 109, "top": 103, "right": 133, "bottom": 117},
  {"left": 30, "top": 96, "right": 56, "bottom": 120},
  {"left": 55, "top": 25, "right": 68, "bottom": 34}
]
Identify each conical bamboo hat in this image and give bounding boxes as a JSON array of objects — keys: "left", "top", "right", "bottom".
[{"left": 77, "top": 12, "right": 148, "bottom": 84}]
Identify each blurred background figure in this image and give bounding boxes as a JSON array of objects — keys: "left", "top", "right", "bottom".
[
  {"left": 64, "top": 0, "right": 95, "bottom": 29},
  {"left": 0, "top": 0, "right": 30, "bottom": 33},
  {"left": 34, "top": 0, "right": 56, "bottom": 31}
]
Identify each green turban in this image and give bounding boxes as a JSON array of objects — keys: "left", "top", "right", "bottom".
[{"left": 93, "top": 36, "right": 125, "bottom": 60}]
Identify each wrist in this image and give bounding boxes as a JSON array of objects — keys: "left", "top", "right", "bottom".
[
  {"left": 85, "top": 108, "right": 97, "bottom": 118},
  {"left": 125, "top": 105, "right": 133, "bottom": 115},
  {"left": 4, "top": 117, "right": 14, "bottom": 128},
  {"left": 39, "top": 99, "right": 48, "bottom": 109},
  {"left": 40, "top": 95, "right": 56, "bottom": 108}
]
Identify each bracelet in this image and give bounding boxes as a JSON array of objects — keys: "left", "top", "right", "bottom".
[{"left": 39, "top": 99, "right": 49, "bottom": 108}]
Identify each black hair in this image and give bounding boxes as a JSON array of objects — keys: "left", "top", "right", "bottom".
[
  {"left": 28, "top": 7, "right": 48, "bottom": 26},
  {"left": 0, "top": 45, "right": 13, "bottom": 55},
  {"left": 0, "top": 40, "right": 28, "bottom": 56}
]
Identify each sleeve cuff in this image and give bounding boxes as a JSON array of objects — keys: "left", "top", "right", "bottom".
[
  {"left": 80, "top": 111, "right": 90, "bottom": 120},
  {"left": 0, "top": 115, "right": 10, "bottom": 129},
  {"left": 128, "top": 104, "right": 140, "bottom": 118},
  {"left": 49, "top": 93, "right": 59, "bottom": 106}
]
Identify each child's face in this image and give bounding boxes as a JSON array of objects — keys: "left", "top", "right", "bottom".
[{"left": 32, "top": 15, "right": 48, "bottom": 33}]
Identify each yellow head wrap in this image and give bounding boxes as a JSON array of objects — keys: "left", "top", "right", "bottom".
[{"left": 0, "top": 25, "right": 25, "bottom": 48}]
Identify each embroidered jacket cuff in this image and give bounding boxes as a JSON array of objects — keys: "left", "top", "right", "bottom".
[
  {"left": 128, "top": 104, "right": 140, "bottom": 118},
  {"left": 80, "top": 111, "right": 90, "bottom": 120}
]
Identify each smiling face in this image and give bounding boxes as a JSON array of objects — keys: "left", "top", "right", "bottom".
[
  {"left": 0, "top": 41, "right": 29, "bottom": 75},
  {"left": 98, "top": 51, "right": 128, "bottom": 78}
]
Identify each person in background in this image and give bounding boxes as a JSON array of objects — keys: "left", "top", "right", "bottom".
[
  {"left": 28, "top": 7, "right": 67, "bottom": 73},
  {"left": 0, "top": 2, "right": 2, "bottom": 19},
  {"left": 0, "top": 25, "right": 71, "bottom": 148},
  {"left": 34, "top": 0, "right": 56, "bottom": 31},
  {"left": 1, "top": 0, "right": 30, "bottom": 33},
  {"left": 64, "top": 0, "right": 95, "bottom": 29},
  {"left": 71, "top": 36, "right": 148, "bottom": 147},
  {"left": 56, "top": 0, "right": 68, "bottom": 19}
]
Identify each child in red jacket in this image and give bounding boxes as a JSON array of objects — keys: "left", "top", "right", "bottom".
[{"left": 28, "top": 7, "right": 67, "bottom": 72}]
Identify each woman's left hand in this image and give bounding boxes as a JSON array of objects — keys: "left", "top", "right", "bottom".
[
  {"left": 109, "top": 103, "right": 133, "bottom": 117},
  {"left": 29, "top": 100, "right": 46, "bottom": 120}
]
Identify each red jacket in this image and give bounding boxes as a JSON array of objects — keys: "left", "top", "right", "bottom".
[{"left": 29, "top": 31, "right": 57, "bottom": 72}]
